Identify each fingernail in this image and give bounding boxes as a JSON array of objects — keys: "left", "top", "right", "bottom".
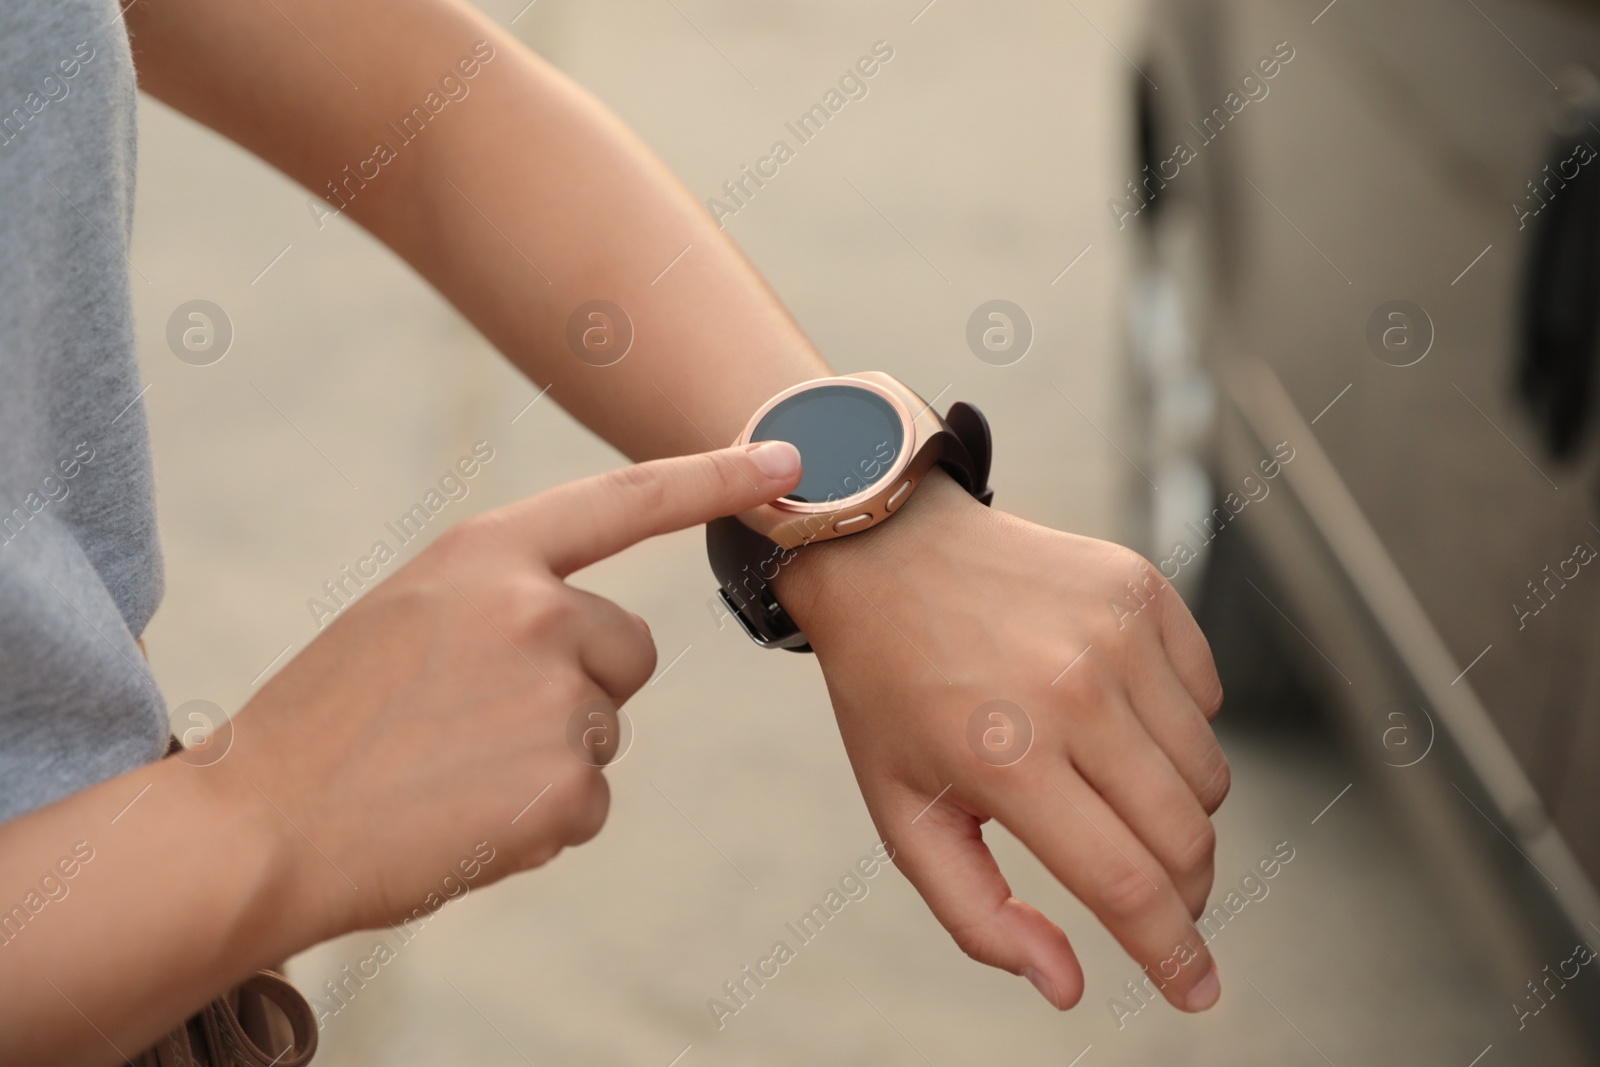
[
  {"left": 630, "top": 612, "right": 651, "bottom": 638},
  {"left": 747, "top": 440, "right": 800, "bottom": 480},
  {"left": 1185, "top": 964, "right": 1221, "bottom": 1011},
  {"left": 1022, "top": 967, "right": 1060, "bottom": 1009}
]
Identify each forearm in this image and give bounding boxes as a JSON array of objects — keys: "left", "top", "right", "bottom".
[
  {"left": 0, "top": 757, "right": 306, "bottom": 1066},
  {"left": 128, "top": 0, "right": 830, "bottom": 459},
  {"left": 382, "top": 36, "right": 832, "bottom": 456}
]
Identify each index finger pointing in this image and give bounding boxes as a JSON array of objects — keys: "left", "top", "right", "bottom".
[{"left": 520, "top": 442, "right": 801, "bottom": 577}]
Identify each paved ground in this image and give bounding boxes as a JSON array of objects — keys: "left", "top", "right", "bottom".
[{"left": 129, "top": 0, "right": 1591, "bottom": 1063}]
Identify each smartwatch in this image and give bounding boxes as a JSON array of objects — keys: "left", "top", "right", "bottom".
[{"left": 706, "top": 372, "right": 994, "bottom": 652}]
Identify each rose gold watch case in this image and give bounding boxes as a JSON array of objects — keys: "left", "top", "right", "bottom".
[{"left": 733, "top": 371, "right": 946, "bottom": 550}]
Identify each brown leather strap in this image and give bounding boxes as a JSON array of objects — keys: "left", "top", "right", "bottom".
[
  {"left": 198, "top": 972, "right": 318, "bottom": 1067},
  {"left": 125, "top": 1023, "right": 199, "bottom": 1067},
  {"left": 941, "top": 401, "right": 994, "bottom": 505},
  {"left": 127, "top": 970, "right": 318, "bottom": 1067}
]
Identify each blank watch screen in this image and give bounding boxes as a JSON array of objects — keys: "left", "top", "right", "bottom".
[{"left": 751, "top": 385, "right": 904, "bottom": 504}]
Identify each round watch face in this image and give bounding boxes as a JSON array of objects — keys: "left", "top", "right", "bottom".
[{"left": 750, "top": 384, "right": 905, "bottom": 504}]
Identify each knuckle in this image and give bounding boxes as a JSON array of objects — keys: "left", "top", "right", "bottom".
[
  {"left": 1198, "top": 753, "right": 1231, "bottom": 812},
  {"left": 565, "top": 699, "right": 623, "bottom": 767},
  {"left": 529, "top": 583, "right": 578, "bottom": 632},
  {"left": 1173, "top": 819, "right": 1217, "bottom": 877},
  {"left": 1098, "top": 548, "right": 1169, "bottom": 640},
  {"left": 1096, "top": 861, "right": 1165, "bottom": 923},
  {"left": 493, "top": 576, "right": 573, "bottom": 639},
  {"left": 420, "top": 518, "right": 513, "bottom": 598},
  {"left": 606, "top": 461, "right": 670, "bottom": 514},
  {"left": 703, "top": 450, "right": 745, "bottom": 496},
  {"left": 545, "top": 753, "right": 596, "bottom": 801},
  {"left": 578, "top": 598, "right": 657, "bottom": 697},
  {"left": 945, "top": 916, "right": 1004, "bottom": 966},
  {"left": 560, "top": 769, "right": 611, "bottom": 845},
  {"left": 1104, "top": 542, "right": 1145, "bottom": 571},
  {"left": 622, "top": 632, "right": 658, "bottom": 694},
  {"left": 570, "top": 729, "right": 610, "bottom": 769},
  {"left": 1132, "top": 555, "right": 1166, "bottom": 593},
  {"left": 1117, "top": 547, "right": 1162, "bottom": 586},
  {"left": 1192, "top": 865, "right": 1216, "bottom": 915},
  {"left": 430, "top": 514, "right": 497, "bottom": 565},
  {"left": 1051, "top": 653, "right": 1110, "bottom": 710}
]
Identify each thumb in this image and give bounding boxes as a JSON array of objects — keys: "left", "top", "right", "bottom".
[{"left": 524, "top": 441, "right": 801, "bottom": 576}]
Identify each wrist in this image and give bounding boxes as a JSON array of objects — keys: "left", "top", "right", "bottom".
[
  {"left": 771, "top": 465, "right": 984, "bottom": 633},
  {"left": 201, "top": 740, "right": 349, "bottom": 954}
]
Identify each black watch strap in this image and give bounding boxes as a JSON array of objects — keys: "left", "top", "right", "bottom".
[{"left": 706, "top": 400, "right": 994, "bottom": 653}]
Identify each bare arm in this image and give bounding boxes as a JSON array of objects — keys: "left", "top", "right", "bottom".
[
  {"left": 0, "top": 752, "right": 305, "bottom": 1063},
  {"left": 126, "top": 0, "right": 829, "bottom": 455}
]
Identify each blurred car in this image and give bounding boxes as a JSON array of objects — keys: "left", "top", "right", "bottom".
[{"left": 1125, "top": 0, "right": 1600, "bottom": 1052}]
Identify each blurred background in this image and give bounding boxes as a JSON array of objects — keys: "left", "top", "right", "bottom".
[{"left": 132, "top": 0, "right": 1600, "bottom": 1062}]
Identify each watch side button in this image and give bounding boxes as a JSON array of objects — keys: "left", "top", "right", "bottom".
[
  {"left": 886, "top": 479, "right": 914, "bottom": 512},
  {"left": 834, "top": 513, "right": 874, "bottom": 534}
]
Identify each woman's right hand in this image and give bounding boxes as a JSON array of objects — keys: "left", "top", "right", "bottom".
[{"left": 215, "top": 440, "right": 801, "bottom": 939}]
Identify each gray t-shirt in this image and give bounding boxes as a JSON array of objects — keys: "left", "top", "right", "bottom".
[{"left": 0, "top": 0, "right": 168, "bottom": 822}]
